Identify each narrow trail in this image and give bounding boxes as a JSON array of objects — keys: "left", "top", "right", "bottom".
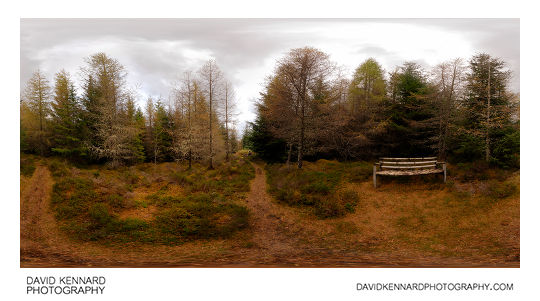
[
  {"left": 20, "top": 165, "right": 88, "bottom": 266},
  {"left": 244, "top": 162, "right": 298, "bottom": 259}
]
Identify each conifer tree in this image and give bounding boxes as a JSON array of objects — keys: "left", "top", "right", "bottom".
[
  {"left": 81, "top": 52, "right": 138, "bottom": 167},
  {"left": 22, "top": 69, "right": 51, "bottom": 155},
  {"left": 50, "top": 70, "right": 84, "bottom": 158}
]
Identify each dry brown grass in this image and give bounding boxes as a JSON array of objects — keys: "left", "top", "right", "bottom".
[
  {"left": 118, "top": 205, "right": 158, "bottom": 221},
  {"left": 21, "top": 155, "right": 519, "bottom": 267},
  {"left": 278, "top": 162, "right": 519, "bottom": 264}
]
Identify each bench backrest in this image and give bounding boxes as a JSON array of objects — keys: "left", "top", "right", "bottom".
[{"left": 378, "top": 157, "right": 438, "bottom": 170}]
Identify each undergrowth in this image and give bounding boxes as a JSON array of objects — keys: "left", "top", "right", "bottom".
[
  {"left": 49, "top": 156, "right": 254, "bottom": 244},
  {"left": 265, "top": 160, "right": 366, "bottom": 218}
]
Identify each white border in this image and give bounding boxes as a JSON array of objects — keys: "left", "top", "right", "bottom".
[{"left": 3, "top": 1, "right": 537, "bottom": 300}]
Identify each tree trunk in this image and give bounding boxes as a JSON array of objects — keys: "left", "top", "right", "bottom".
[
  {"left": 486, "top": 60, "right": 491, "bottom": 162},
  {"left": 225, "top": 85, "right": 230, "bottom": 161},
  {"left": 209, "top": 71, "right": 214, "bottom": 170},
  {"left": 188, "top": 149, "right": 192, "bottom": 170},
  {"left": 38, "top": 78, "right": 44, "bottom": 156},
  {"left": 297, "top": 115, "right": 304, "bottom": 169},
  {"left": 286, "top": 143, "right": 293, "bottom": 168}
]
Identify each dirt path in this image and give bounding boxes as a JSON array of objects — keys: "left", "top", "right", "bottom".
[
  {"left": 243, "top": 163, "right": 298, "bottom": 260},
  {"left": 20, "top": 165, "right": 89, "bottom": 266}
]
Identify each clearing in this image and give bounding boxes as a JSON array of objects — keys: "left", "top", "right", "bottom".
[{"left": 20, "top": 156, "right": 519, "bottom": 267}]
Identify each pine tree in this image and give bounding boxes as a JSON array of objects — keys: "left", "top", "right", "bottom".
[
  {"left": 464, "top": 53, "right": 512, "bottom": 162},
  {"left": 22, "top": 69, "right": 51, "bottom": 155},
  {"left": 50, "top": 70, "right": 84, "bottom": 158},
  {"left": 125, "top": 95, "right": 146, "bottom": 164},
  {"left": 153, "top": 99, "right": 174, "bottom": 162}
]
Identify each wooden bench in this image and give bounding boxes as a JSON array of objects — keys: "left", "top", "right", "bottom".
[{"left": 373, "top": 157, "right": 446, "bottom": 188}]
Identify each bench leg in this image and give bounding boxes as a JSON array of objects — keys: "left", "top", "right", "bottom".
[
  {"left": 373, "top": 165, "right": 377, "bottom": 188},
  {"left": 443, "top": 163, "right": 447, "bottom": 183}
]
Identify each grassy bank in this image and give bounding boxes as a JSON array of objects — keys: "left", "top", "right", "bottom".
[{"left": 46, "top": 156, "right": 254, "bottom": 245}]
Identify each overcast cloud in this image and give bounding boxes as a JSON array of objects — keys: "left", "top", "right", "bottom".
[{"left": 20, "top": 18, "right": 519, "bottom": 129}]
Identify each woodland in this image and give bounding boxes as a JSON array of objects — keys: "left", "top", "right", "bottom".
[{"left": 20, "top": 47, "right": 520, "bottom": 267}]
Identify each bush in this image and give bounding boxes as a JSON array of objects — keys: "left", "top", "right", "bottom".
[
  {"left": 449, "top": 132, "right": 484, "bottom": 163},
  {"left": 51, "top": 177, "right": 98, "bottom": 220},
  {"left": 491, "top": 127, "right": 520, "bottom": 169},
  {"left": 89, "top": 203, "right": 112, "bottom": 226},
  {"left": 301, "top": 181, "right": 332, "bottom": 195},
  {"left": 154, "top": 194, "right": 249, "bottom": 240},
  {"left": 119, "top": 218, "right": 149, "bottom": 232},
  {"left": 171, "top": 171, "right": 193, "bottom": 185},
  {"left": 107, "top": 194, "right": 125, "bottom": 209},
  {"left": 485, "top": 180, "right": 518, "bottom": 200},
  {"left": 347, "top": 163, "right": 373, "bottom": 182},
  {"left": 266, "top": 162, "right": 361, "bottom": 218},
  {"left": 51, "top": 158, "right": 255, "bottom": 244},
  {"left": 122, "top": 169, "right": 140, "bottom": 184},
  {"left": 20, "top": 156, "right": 36, "bottom": 176},
  {"left": 455, "top": 161, "right": 490, "bottom": 181},
  {"left": 47, "top": 159, "right": 69, "bottom": 177}
]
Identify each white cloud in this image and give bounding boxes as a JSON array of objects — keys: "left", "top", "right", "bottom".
[{"left": 21, "top": 19, "right": 519, "bottom": 130}]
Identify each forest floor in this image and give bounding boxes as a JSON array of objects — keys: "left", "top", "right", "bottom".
[{"left": 20, "top": 157, "right": 519, "bottom": 267}]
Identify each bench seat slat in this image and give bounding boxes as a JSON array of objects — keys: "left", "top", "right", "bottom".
[
  {"left": 376, "top": 169, "right": 443, "bottom": 176},
  {"left": 380, "top": 157, "right": 437, "bottom": 161},
  {"left": 380, "top": 160, "right": 437, "bottom": 165},
  {"left": 381, "top": 164, "right": 436, "bottom": 169}
]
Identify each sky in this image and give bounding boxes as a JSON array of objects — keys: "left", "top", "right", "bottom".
[{"left": 20, "top": 18, "right": 520, "bottom": 130}]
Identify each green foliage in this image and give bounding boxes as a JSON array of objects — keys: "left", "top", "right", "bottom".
[
  {"left": 51, "top": 157, "right": 254, "bottom": 244},
  {"left": 21, "top": 69, "right": 52, "bottom": 156},
  {"left": 485, "top": 180, "right": 518, "bottom": 200},
  {"left": 243, "top": 116, "right": 287, "bottom": 162},
  {"left": 89, "top": 203, "right": 112, "bottom": 226},
  {"left": 51, "top": 176, "right": 97, "bottom": 220},
  {"left": 20, "top": 155, "right": 36, "bottom": 176},
  {"left": 491, "top": 126, "right": 520, "bottom": 169},
  {"left": 127, "top": 104, "right": 146, "bottom": 164},
  {"left": 50, "top": 70, "right": 85, "bottom": 159},
  {"left": 453, "top": 161, "right": 490, "bottom": 181},
  {"left": 449, "top": 132, "right": 484, "bottom": 163},
  {"left": 171, "top": 171, "right": 193, "bottom": 185},
  {"left": 154, "top": 193, "right": 249, "bottom": 241},
  {"left": 47, "top": 159, "right": 70, "bottom": 177},
  {"left": 106, "top": 194, "right": 125, "bottom": 209},
  {"left": 266, "top": 161, "right": 361, "bottom": 218},
  {"left": 449, "top": 126, "right": 519, "bottom": 169},
  {"left": 340, "top": 189, "right": 360, "bottom": 212}
]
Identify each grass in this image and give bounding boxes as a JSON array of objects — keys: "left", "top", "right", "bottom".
[
  {"left": 20, "top": 154, "right": 37, "bottom": 177},
  {"left": 24, "top": 151, "right": 519, "bottom": 264},
  {"left": 265, "top": 159, "right": 366, "bottom": 218},
  {"left": 48, "top": 156, "right": 255, "bottom": 244},
  {"left": 264, "top": 159, "right": 519, "bottom": 261}
]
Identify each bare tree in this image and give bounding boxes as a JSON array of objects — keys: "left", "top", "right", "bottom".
[
  {"left": 221, "top": 80, "right": 237, "bottom": 161},
  {"left": 171, "top": 71, "right": 195, "bottom": 169},
  {"left": 199, "top": 59, "right": 223, "bottom": 169},
  {"left": 431, "top": 58, "right": 466, "bottom": 159},
  {"left": 275, "top": 47, "right": 335, "bottom": 169}
]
